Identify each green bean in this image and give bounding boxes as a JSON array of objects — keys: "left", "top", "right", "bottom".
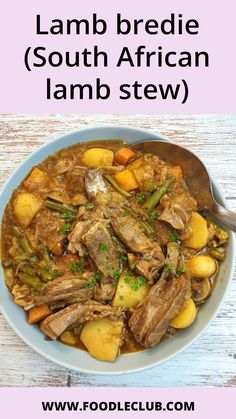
[
  {"left": 140, "top": 221, "right": 155, "bottom": 236},
  {"left": 11, "top": 226, "right": 24, "bottom": 238},
  {"left": 20, "top": 236, "right": 34, "bottom": 255},
  {"left": 103, "top": 174, "right": 132, "bottom": 198},
  {"left": 143, "top": 177, "right": 175, "bottom": 211},
  {"left": 17, "top": 272, "right": 43, "bottom": 291},
  {"left": 20, "top": 264, "right": 52, "bottom": 283},
  {"left": 42, "top": 246, "right": 51, "bottom": 270},
  {"left": 45, "top": 199, "right": 77, "bottom": 215},
  {"left": 14, "top": 255, "right": 29, "bottom": 262},
  {"left": 12, "top": 225, "right": 35, "bottom": 256},
  {"left": 123, "top": 204, "right": 136, "bottom": 217},
  {"left": 20, "top": 265, "right": 37, "bottom": 275},
  {"left": 38, "top": 268, "right": 53, "bottom": 282}
]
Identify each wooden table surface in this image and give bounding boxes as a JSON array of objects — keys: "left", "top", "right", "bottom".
[{"left": 0, "top": 114, "right": 235, "bottom": 387}]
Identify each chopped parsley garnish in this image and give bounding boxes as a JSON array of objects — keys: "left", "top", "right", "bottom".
[
  {"left": 60, "top": 212, "right": 75, "bottom": 223},
  {"left": 129, "top": 261, "right": 137, "bottom": 271},
  {"left": 98, "top": 243, "right": 109, "bottom": 252},
  {"left": 112, "top": 271, "right": 121, "bottom": 280},
  {"left": 121, "top": 210, "right": 128, "bottom": 216},
  {"left": 93, "top": 271, "right": 103, "bottom": 281},
  {"left": 164, "top": 263, "right": 186, "bottom": 277},
  {"left": 168, "top": 230, "right": 179, "bottom": 242},
  {"left": 86, "top": 202, "right": 95, "bottom": 211},
  {"left": 149, "top": 210, "right": 157, "bottom": 220},
  {"left": 124, "top": 275, "right": 146, "bottom": 291},
  {"left": 177, "top": 266, "right": 187, "bottom": 274},
  {"left": 111, "top": 278, "right": 119, "bottom": 288},
  {"left": 136, "top": 192, "right": 146, "bottom": 204},
  {"left": 84, "top": 277, "right": 97, "bottom": 288},
  {"left": 135, "top": 276, "right": 147, "bottom": 289},
  {"left": 84, "top": 271, "right": 103, "bottom": 288},
  {"left": 60, "top": 224, "right": 71, "bottom": 236},
  {"left": 119, "top": 295, "right": 124, "bottom": 301},
  {"left": 68, "top": 258, "right": 85, "bottom": 273},
  {"left": 164, "top": 263, "right": 177, "bottom": 276},
  {"left": 119, "top": 254, "right": 128, "bottom": 263},
  {"left": 52, "top": 269, "right": 63, "bottom": 277}
]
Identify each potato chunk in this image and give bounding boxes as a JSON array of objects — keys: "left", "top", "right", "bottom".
[
  {"left": 187, "top": 255, "right": 216, "bottom": 278},
  {"left": 114, "top": 169, "right": 139, "bottom": 191},
  {"left": 184, "top": 212, "right": 209, "bottom": 249},
  {"left": 80, "top": 318, "right": 123, "bottom": 361},
  {"left": 170, "top": 298, "right": 197, "bottom": 329},
  {"left": 14, "top": 192, "right": 43, "bottom": 228},
  {"left": 82, "top": 148, "right": 114, "bottom": 167},
  {"left": 24, "top": 167, "right": 50, "bottom": 192},
  {"left": 113, "top": 274, "right": 149, "bottom": 309},
  {"left": 60, "top": 331, "right": 77, "bottom": 346}
]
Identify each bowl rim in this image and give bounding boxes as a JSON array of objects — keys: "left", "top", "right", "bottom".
[{"left": 0, "top": 125, "right": 235, "bottom": 375}]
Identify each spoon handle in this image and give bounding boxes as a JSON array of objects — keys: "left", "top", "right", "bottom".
[{"left": 212, "top": 202, "right": 236, "bottom": 232}]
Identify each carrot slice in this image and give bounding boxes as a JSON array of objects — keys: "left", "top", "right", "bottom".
[
  {"left": 28, "top": 304, "right": 52, "bottom": 324},
  {"left": 115, "top": 148, "right": 136, "bottom": 165}
]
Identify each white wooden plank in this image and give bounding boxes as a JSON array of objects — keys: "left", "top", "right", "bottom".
[{"left": 0, "top": 315, "right": 69, "bottom": 387}]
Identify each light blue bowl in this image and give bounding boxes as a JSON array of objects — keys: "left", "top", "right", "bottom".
[{"left": 0, "top": 126, "right": 235, "bottom": 374}]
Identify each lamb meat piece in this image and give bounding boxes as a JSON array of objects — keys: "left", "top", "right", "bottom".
[
  {"left": 68, "top": 220, "right": 91, "bottom": 256},
  {"left": 110, "top": 210, "right": 153, "bottom": 254},
  {"left": 109, "top": 209, "right": 164, "bottom": 283},
  {"left": 40, "top": 301, "right": 123, "bottom": 340},
  {"left": 59, "top": 288, "right": 94, "bottom": 305},
  {"left": 93, "top": 281, "right": 116, "bottom": 302},
  {"left": 68, "top": 207, "right": 108, "bottom": 256},
  {"left": 161, "top": 242, "right": 180, "bottom": 280},
  {"left": 12, "top": 284, "right": 35, "bottom": 310},
  {"left": 68, "top": 202, "right": 106, "bottom": 253},
  {"left": 65, "top": 166, "right": 86, "bottom": 194},
  {"left": 79, "top": 206, "right": 104, "bottom": 221},
  {"left": 53, "top": 158, "right": 75, "bottom": 176},
  {"left": 71, "top": 303, "right": 124, "bottom": 327},
  {"left": 35, "top": 209, "right": 66, "bottom": 255},
  {"left": 153, "top": 220, "right": 171, "bottom": 246},
  {"left": 33, "top": 272, "right": 95, "bottom": 306},
  {"left": 158, "top": 184, "right": 197, "bottom": 230},
  {"left": 35, "top": 287, "right": 94, "bottom": 308},
  {"left": 129, "top": 275, "right": 191, "bottom": 348},
  {"left": 135, "top": 244, "right": 165, "bottom": 281},
  {"left": 82, "top": 220, "right": 120, "bottom": 278},
  {"left": 129, "top": 200, "right": 148, "bottom": 219}
]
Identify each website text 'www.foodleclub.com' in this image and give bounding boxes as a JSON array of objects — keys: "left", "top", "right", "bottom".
[{"left": 41, "top": 399, "right": 194, "bottom": 413}]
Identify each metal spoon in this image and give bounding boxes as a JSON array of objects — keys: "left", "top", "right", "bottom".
[{"left": 131, "top": 140, "right": 236, "bottom": 232}]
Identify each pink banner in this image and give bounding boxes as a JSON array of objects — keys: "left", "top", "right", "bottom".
[
  {"left": 0, "top": 387, "right": 235, "bottom": 418},
  {"left": 0, "top": 0, "right": 235, "bottom": 113}
]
